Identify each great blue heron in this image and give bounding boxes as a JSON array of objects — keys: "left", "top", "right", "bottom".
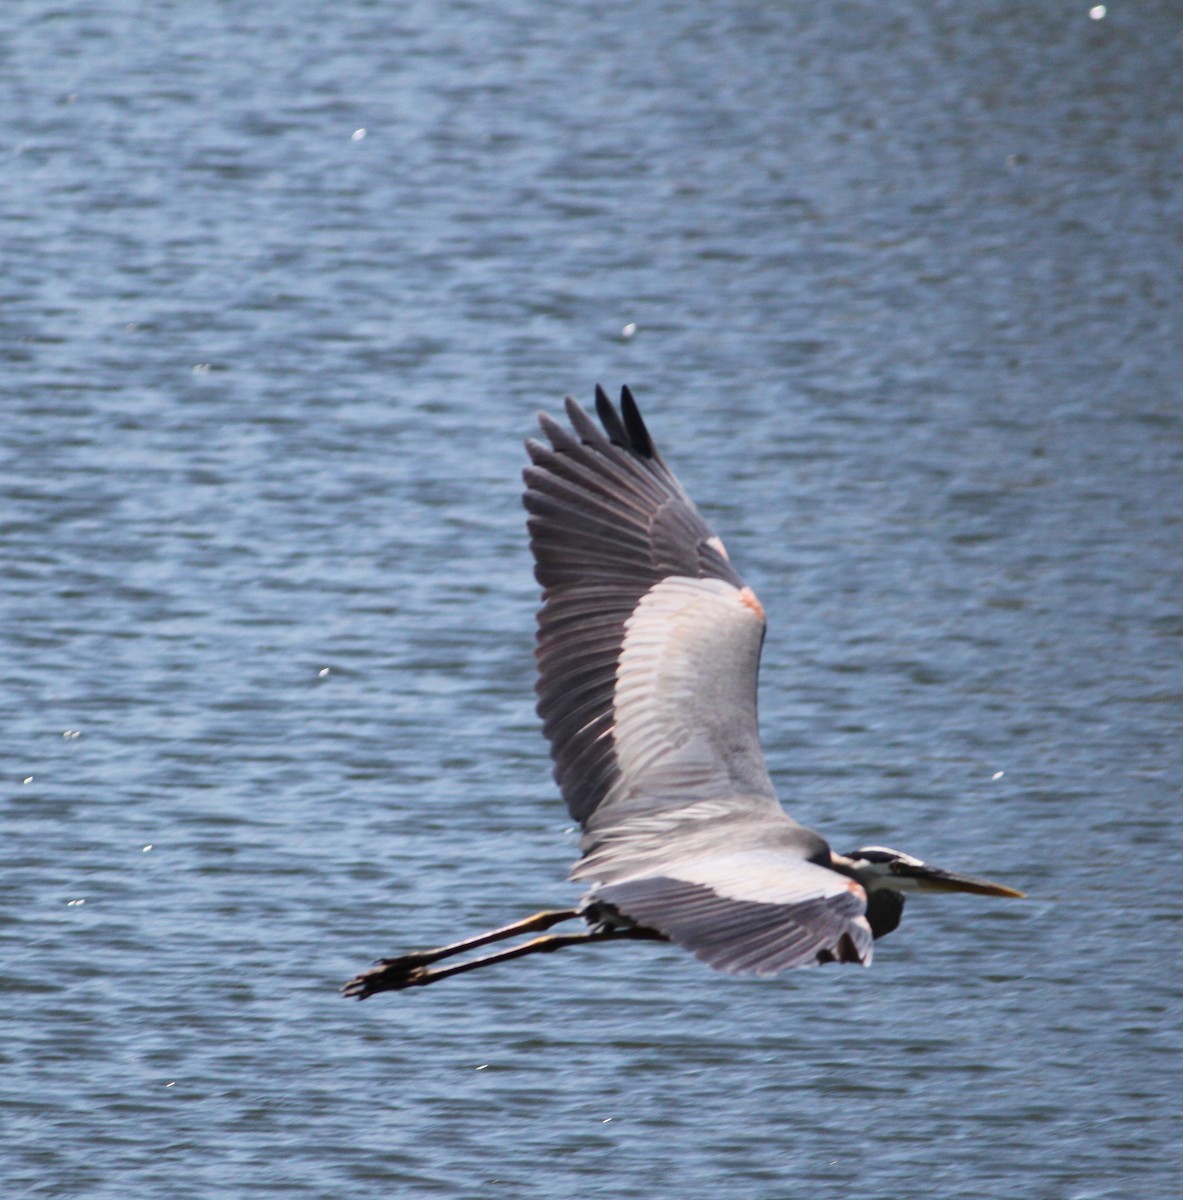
[{"left": 343, "top": 387, "right": 1023, "bottom": 998}]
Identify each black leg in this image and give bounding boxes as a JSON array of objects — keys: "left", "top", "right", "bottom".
[
  {"left": 341, "top": 907, "right": 582, "bottom": 999},
  {"left": 344, "top": 925, "right": 663, "bottom": 998}
]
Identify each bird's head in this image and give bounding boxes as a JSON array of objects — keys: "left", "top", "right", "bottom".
[{"left": 840, "top": 845, "right": 1025, "bottom": 898}]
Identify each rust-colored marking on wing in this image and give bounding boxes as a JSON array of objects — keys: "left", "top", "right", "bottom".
[{"left": 738, "top": 587, "right": 765, "bottom": 622}]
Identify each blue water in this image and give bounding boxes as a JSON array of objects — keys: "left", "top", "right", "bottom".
[{"left": 3, "top": 2, "right": 1181, "bottom": 1197}]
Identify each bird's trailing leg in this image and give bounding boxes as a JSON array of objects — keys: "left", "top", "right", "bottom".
[
  {"left": 346, "top": 925, "right": 664, "bottom": 997},
  {"left": 342, "top": 907, "right": 583, "bottom": 999}
]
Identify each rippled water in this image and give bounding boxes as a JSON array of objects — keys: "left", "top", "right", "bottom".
[{"left": 4, "top": 2, "right": 1181, "bottom": 1197}]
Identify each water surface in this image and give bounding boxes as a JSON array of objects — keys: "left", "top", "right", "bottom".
[{"left": 3, "top": 3, "right": 1181, "bottom": 1197}]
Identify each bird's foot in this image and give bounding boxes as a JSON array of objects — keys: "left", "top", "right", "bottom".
[{"left": 340, "top": 952, "right": 434, "bottom": 1000}]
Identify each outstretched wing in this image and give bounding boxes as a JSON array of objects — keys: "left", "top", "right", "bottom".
[
  {"left": 524, "top": 386, "right": 777, "bottom": 831},
  {"left": 523, "top": 388, "right": 872, "bottom": 975},
  {"left": 593, "top": 858, "right": 872, "bottom": 975}
]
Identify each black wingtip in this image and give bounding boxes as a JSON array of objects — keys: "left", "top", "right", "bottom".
[
  {"left": 594, "top": 384, "right": 630, "bottom": 448},
  {"left": 619, "top": 385, "right": 654, "bottom": 459}
]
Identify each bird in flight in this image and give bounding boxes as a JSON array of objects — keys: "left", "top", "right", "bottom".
[{"left": 343, "top": 387, "right": 1022, "bottom": 998}]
